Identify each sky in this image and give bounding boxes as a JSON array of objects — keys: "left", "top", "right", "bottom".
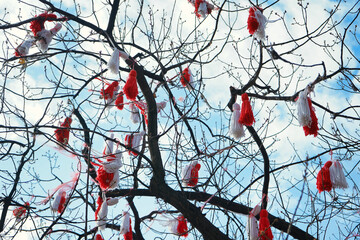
[{"left": 0, "top": 0, "right": 359, "bottom": 239}]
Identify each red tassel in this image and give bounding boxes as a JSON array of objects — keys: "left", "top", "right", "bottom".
[
  {"left": 189, "top": 163, "right": 201, "bottom": 186},
  {"left": 123, "top": 219, "right": 133, "bottom": 240},
  {"left": 96, "top": 166, "right": 115, "bottom": 190},
  {"left": 125, "top": 134, "right": 136, "bottom": 156},
  {"left": 123, "top": 70, "right": 138, "bottom": 101},
  {"left": 115, "top": 91, "right": 124, "bottom": 110},
  {"left": 180, "top": 68, "right": 191, "bottom": 87},
  {"left": 101, "top": 81, "right": 119, "bottom": 100},
  {"left": 316, "top": 161, "right": 333, "bottom": 193},
  {"left": 13, "top": 202, "right": 29, "bottom": 220},
  {"left": 30, "top": 12, "right": 57, "bottom": 36},
  {"left": 247, "top": 7, "right": 259, "bottom": 35},
  {"left": 54, "top": 117, "right": 72, "bottom": 145},
  {"left": 57, "top": 191, "right": 67, "bottom": 214},
  {"left": 193, "top": 0, "right": 213, "bottom": 18},
  {"left": 96, "top": 234, "right": 104, "bottom": 240},
  {"left": 258, "top": 209, "right": 273, "bottom": 240},
  {"left": 239, "top": 93, "right": 255, "bottom": 126},
  {"left": 303, "top": 97, "right": 319, "bottom": 137},
  {"left": 95, "top": 196, "right": 103, "bottom": 220},
  {"left": 177, "top": 215, "right": 188, "bottom": 237}
]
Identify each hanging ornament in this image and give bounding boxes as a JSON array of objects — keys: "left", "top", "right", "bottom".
[
  {"left": 96, "top": 196, "right": 108, "bottom": 230},
  {"left": 182, "top": 161, "right": 201, "bottom": 187},
  {"left": 238, "top": 93, "right": 255, "bottom": 126},
  {"left": 42, "top": 172, "right": 80, "bottom": 214},
  {"left": 115, "top": 91, "right": 124, "bottom": 110},
  {"left": 188, "top": 0, "right": 215, "bottom": 18},
  {"left": 247, "top": 204, "right": 261, "bottom": 240},
  {"left": 95, "top": 133, "right": 122, "bottom": 190},
  {"left": 30, "top": 12, "right": 58, "bottom": 36},
  {"left": 54, "top": 116, "right": 72, "bottom": 145},
  {"left": 180, "top": 67, "right": 194, "bottom": 91},
  {"left": 98, "top": 79, "right": 119, "bottom": 107},
  {"left": 296, "top": 87, "right": 319, "bottom": 137},
  {"left": 13, "top": 202, "right": 30, "bottom": 221},
  {"left": 133, "top": 100, "right": 167, "bottom": 125},
  {"left": 124, "top": 131, "right": 145, "bottom": 156},
  {"left": 107, "top": 48, "right": 120, "bottom": 75},
  {"left": 169, "top": 215, "right": 188, "bottom": 237},
  {"left": 129, "top": 102, "right": 141, "bottom": 124},
  {"left": 229, "top": 103, "right": 245, "bottom": 139},
  {"left": 14, "top": 39, "right": 34, "bottom": 58},
  {"left": 123, "top": 70, "right": 138, "bottom": 101},
  {"left": 120, "top": 211, "right": 133, "bottom": 240},
  {"left": 258, "top": 209, "right": 273, "bottom": 240},
  {"left": 247, "top": 7, "right": 267, "bottom": 41},
  {"left": 316, "top": 160, "right": 348, "bottom": 193},
  {"left": 95, "top": 234, "right": 104, "bottom": 240},
  {"left": 36, "top": 23, "right": 62, "bottom": 52}
]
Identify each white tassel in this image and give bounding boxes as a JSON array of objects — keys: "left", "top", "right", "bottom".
[
  {"left": 246, "top": 204, "right": 261, "bottom": 240},
  {"left": 198, "top": 2, "right": 208, "bottom": 18},
  {"left": 107, "top": 197, "right": 119, "bottom": 206},
  {"left": 129, "top": 103, "right": 141, "bottom": 124},
  {"left": 120, "top": 211, "right": 131, "bottom": 234},
  {"left": 36, "top": 23, "right": 62, "bottom": 52},
  {"left": 229, "top": 103, "right": 245, "bottom": 139},
  {"left": 97, "top": 199, "right": 108, "bottom": 230},
  {"left": 297, "top": 89, "right": 311, "bottom": 127},
  {"left": 103, "top": 133, "right": 115, "bottom": 156},
  {"left": 253, "top": 10, "right": 267, "bottom": 41},
  {"left": 119, "top": 50, "right": 129, "bottom": 61},
  {"left": 50, "top": 190, "right": 65, "bottom": 212},
  {"left": 329, "top": 160, "right": 348, "bottom": 189},
  {"left": 107, "top": 48, "right": 120, "bottom": 75},
  {"left": 15, "top": 39, "right": 34, "bottom": 56},
  {"left": 181, "top": 161, "right": 200, "bottom": 187},
  {"left": 131, "top": 131, "right": 145, "bottom": 153}
]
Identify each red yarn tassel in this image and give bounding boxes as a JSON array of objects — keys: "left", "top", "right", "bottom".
[
  {"left": 247, "top": 7, "right": 259, "bottom": 35},
  {"left": 123, "top": 70, "right": 138, "bottom": 101},
  {"left": 239, "top": 93, "right": 255, "bottom": 126},
  {"left": 30, "top": 12, "right": 57, "bottom": 36},
  {"left": 123, "top": 219, "right": 133, "bottom": 240},
  {"left": 176, "top": 215, "right": 188, "bottom": 237},
  {"left": 95, "top": 196, "right": 103, "bottom": 220},
  {"left": 54, "top": 117, "right": 72, "bottom": 145},
  {"left": 189, "top": 163, "right": 201, "bottom": 186},
  {"left": 57, "top": 191, "right": 67, "bottom": 214},
  {"left": 96, "top": 166, "right": 115, "bottom": 190},
  {"left": 316, "top": 161, "right": 333, "bottom": 193},
  {"left": 258, "top": 209, "right": 273, "bottom": 240},
  {"left": 96, "top": 234, "right": 104, "bottom": 240},
  {"left": 101, "top": 81, "right": 119, "bottom": 100},
  {"left": 13, "top": 202, "right": 29, "bottom": 220},
  {"left": 125, "top": 134, "right": 136, "bottom": 156},
  {"left": 180, "top": 67, "right": 191, "bottom": 87},
  {"left": 115, "top": 91, "right": 124, "bottom": 110},
  {"left": 303, "top": 97, "right": 319, "bottom": 137}
]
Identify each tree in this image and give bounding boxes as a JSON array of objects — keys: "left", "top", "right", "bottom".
[{"left": 0, "top": 0, "right": 359, "bottom": 239}]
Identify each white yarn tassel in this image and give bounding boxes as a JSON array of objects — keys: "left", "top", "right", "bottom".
[
  {"left": 297, "top": 89, "right": 311, "bottom": 127},
  {"left": 120, "top": 211, "right": 131, "bottom": 234},
  {"left": 16, "top": 39, "right": 34, "bottom": 56},
  {"left": 103, "top": 133, "right": 115, "bottom": 156},
  {"left": 246, "top": 204, "right": 261, "bottom": 240},
  {"left": 36, "top": 23, "right": 62, "bottom": 52},
  {"left": 253, "top": 10, "right": 267, "bottom": 41},
  {"left": 198, "top": 2, "right": 208, "bottom": 18},
  {"left": 329, "top": 160, "right": 348, "bottom": 189},
  {"left": 97, "top": 199, "right": 108, "bottom": 230},
  {"left": 229, "top": 103, "right": 245, "bottom": 139},
  {"left": 129, "top": 103, "right": 141, "bottom": 124},
  {"left": 107, "top": 48, "right": 120, "bottom": 75},
  {"left": 132, "top": 131, "right": 146, "bottom": 153}
]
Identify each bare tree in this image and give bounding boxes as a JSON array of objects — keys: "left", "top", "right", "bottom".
[{"left": 1, "top": 0, "right": 359, "bottom": 239}]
